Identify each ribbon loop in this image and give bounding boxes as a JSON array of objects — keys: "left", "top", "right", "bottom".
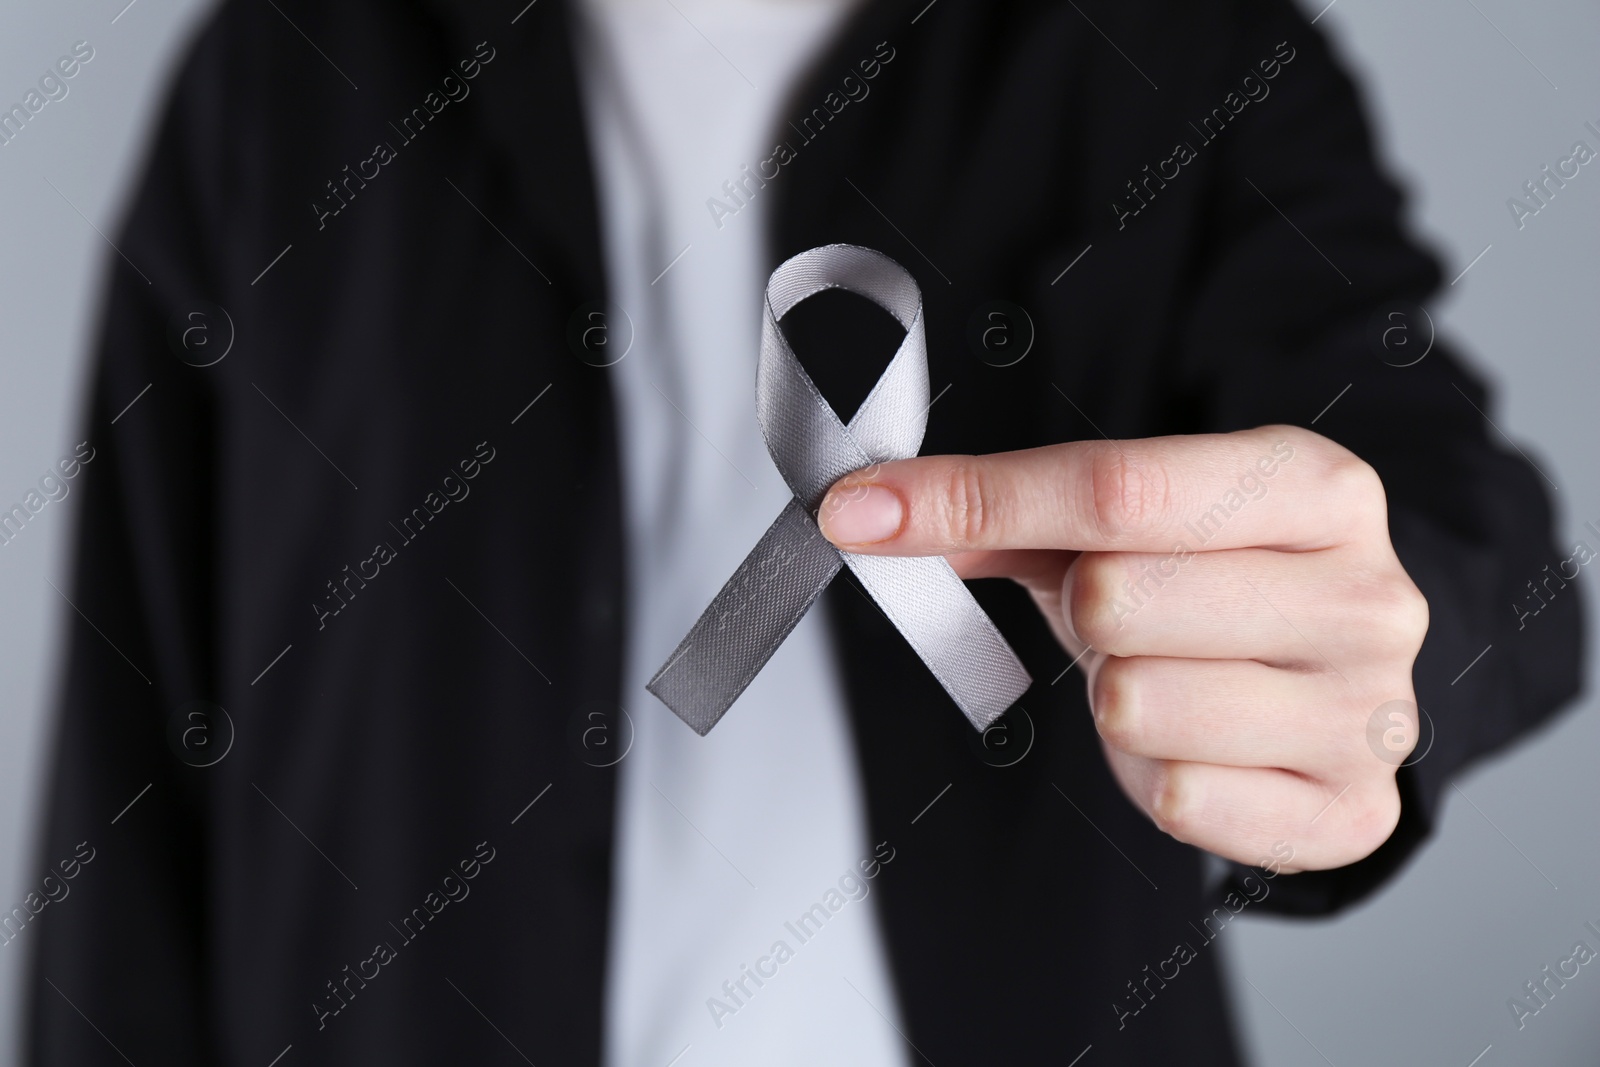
[{"left": 648, "top": 244, "right": 1032, "bottom": 735}]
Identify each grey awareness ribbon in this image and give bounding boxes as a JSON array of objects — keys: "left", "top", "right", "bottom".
[{"left": 647, "top": 243, "right": 1032, "bottom": 735}]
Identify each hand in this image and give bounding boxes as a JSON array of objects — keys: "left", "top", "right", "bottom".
[{"left": 816, "top": 425, "right": 1428, "bottom": 873}]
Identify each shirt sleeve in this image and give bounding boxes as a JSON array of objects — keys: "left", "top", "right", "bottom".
[{"left": 26, "top": 7, "right": 239, "bottom": 1062}]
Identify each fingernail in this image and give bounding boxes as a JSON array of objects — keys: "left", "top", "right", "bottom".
[{"left": 819, "top": 484, "right": 904, "bottom": 545}]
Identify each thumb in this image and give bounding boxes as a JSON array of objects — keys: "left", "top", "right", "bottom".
[{"left": 816, "top": 451, "right": 1062, "bottom": 555}]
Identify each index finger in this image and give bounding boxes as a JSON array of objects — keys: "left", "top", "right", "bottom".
[{"left": 815, "top": 425, "right": 1380, "bottom": 556}]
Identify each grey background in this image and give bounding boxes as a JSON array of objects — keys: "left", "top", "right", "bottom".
[{"left": 0, "top": 0, "right": 1594, "bottom": 1063}]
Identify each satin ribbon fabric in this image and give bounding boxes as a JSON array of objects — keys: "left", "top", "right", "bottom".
[{"left": 647, "top": 244, "right": 1032, "bottom": 735}]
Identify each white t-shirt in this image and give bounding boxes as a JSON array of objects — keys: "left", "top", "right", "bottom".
[{"left": 571, "top": 1, "right": 912, "bottom": 1064}]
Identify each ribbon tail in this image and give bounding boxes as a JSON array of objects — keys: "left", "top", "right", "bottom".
[
  {"left": 647, "top": 500, "right": 842, "bottom": 735},
  {"left": 844, "top": 553, "right": 1032, "bottom": 731}
]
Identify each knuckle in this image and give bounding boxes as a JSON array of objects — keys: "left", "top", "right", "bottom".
[
  {"left": 943, "top": 459, "right": 991, "bottom": 550},
  {"left": 1400, "top": 579, "right": 1431, "bottom": 643},
  {"left": 1384, "top": 578, "right": 1431, "bottom": 650},
  {"left": 1091, "top": 656, "right": 1143, "bottom": 751},
  {"left": 1327, "top": 454, "right": 1388, "bottom": 534},
  {"left": 1267, "top": 423, "right": 1323, "bottom": 463},
  {"left": 1340, "top": 783, "right": 1402, "bottom": 861},
  {"left": 1259, "top": 422, "right": 1307, "bottom": 446},
  {"left": 1067, "top": 555, "right": 1132, "bottom": 653},
  {"left": 1086, "top": 447, "right": 1168, "bottom": 542},
  {"left": 1359, "top": 569, "right": 1431, "bottom": 653},
  {"left": 1150, "top": 763, "right": 1200, "bottom": 842}
]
